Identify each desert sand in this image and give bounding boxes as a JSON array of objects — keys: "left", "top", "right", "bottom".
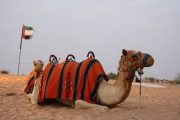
[{"left": 0, "top": 74, "right": 180, "bottom": 120}]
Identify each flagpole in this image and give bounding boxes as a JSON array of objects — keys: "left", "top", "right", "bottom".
[{"left": 17, "top": 24, "right": 24, "bottom": 75}]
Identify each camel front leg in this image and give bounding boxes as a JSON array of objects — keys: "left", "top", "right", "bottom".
[{"left": 75, "top": 100, "right": 108, "bottom": 110}]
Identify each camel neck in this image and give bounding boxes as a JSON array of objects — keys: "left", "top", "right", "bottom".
[
  {"left": 114, "top": 70, "right": 135, "bottom": 103},
  {"left": 116, "top": 70, "right": 135, "bottom": 86}
]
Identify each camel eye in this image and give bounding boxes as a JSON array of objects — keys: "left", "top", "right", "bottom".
[{"left": 132, "top": 54, "right": 138, "bottom": 58}]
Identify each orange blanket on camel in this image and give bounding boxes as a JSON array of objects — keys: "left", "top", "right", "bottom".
[{"left": 38, "top": 56, "right": 108, "bottom": 104}]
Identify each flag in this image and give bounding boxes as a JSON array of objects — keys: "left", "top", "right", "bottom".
[
  {"left": 18, "top": 24, "right": 34, "bottom": 75},
  {"left": 22, "top": 25, "right": 34, "bottom": 39}
]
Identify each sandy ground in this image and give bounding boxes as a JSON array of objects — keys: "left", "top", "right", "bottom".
[
  {"left": 132, "top": 82, "right": 167, "bottom": 88},
  {"left": 0, "top": 74, "right": 180, "bottom": 120}
]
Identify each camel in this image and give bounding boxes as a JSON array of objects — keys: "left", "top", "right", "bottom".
[
  {"left": 25, "top": 49, "right": 154, "bottom": 110},
  {"left": 24, "top": 60, "right": 44, "bottom": 103}
]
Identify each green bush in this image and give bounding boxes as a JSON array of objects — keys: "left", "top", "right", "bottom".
[
  {"left": 1, "top": 70, "right": 9, "bottom": 74},
  {"left": 107, "top": 72, "right": 117, "bottom": 80}
]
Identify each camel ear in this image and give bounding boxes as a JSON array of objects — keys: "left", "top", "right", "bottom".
[
  {"left": 33, "top": 61, "right": 36, "bottom": 66},
  {"left": 122, "top": 49, "right": 127, "bottom": 56}
]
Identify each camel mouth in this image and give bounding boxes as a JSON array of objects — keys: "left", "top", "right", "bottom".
[{"left": 143, "top": 54, "right": 154, "bottom": 67}]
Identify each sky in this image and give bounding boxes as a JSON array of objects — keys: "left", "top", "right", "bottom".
[{"left": 0, "top": 0, "right": 180, "bottom": 80}]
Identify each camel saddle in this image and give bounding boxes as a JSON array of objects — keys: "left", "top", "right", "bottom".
[{"left": 38, "top": 53, "right": 108, "bottom": 104}]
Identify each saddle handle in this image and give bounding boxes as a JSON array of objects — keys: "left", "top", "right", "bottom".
[
  {"left": 87, "top": 51, "right": 95, "bottom": 58},
  {"left": 66, "top": 54, "right": 75, "bottom": 61},
  {"left": 49, "top": 54, "right": 58, "bottom": 64}
]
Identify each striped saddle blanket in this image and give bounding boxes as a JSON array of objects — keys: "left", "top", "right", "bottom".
[{"left": 38, "top": 55, "right": 108, "bottom": 104}]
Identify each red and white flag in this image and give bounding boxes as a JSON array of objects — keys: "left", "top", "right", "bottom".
[{"left": 21, "top": 25, "right": 34, "bottom": 40}]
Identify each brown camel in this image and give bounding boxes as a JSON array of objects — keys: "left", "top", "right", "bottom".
[{"left": 25, "top": 49, "right": 154, "bottom": 110}]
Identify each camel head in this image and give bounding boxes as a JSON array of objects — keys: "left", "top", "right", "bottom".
[
  {"left": 114, "top": 49, "right": 154, "bottom": 104},
  {"left": 33, "top": 60, "right": 44, "bottom": 72},
  {"left": 119, "top": 49, "right": 154, "bottom": 73}
]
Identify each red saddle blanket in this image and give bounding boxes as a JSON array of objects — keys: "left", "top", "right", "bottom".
[{"left": 38, "top": 58, "right": 108, "bottom": 104}]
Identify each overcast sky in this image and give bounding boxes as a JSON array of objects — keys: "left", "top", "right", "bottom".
[{"left": 0, "top": 0, "right": 180, "bottom": 80}]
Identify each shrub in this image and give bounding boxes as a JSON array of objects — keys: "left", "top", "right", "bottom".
[
  {"left": 1, "top": 70, "right": 9, "bottom": 74},
  {"left": 107, "top": 72, "right": 117, "bottom": 80},
  {"left": 145, "top": 77, "right": 156, "bottom": 83}
]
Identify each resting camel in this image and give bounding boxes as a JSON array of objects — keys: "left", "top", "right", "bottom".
[
  {"left": 24, "top": 60, "right": 44, "bottom": 104},
  {"left": 25, "top": 49, "right": 154, "bottom": 110}
]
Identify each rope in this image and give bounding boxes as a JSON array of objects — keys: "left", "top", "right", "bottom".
[
  {"left": 131, "top": 69, "right": 143, "bottom": 120},
  {"left": 131, "top": 92, "right": 142, "bottom": 120}
]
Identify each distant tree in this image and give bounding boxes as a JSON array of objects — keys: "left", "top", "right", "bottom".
[{"left": 107, "top": 72, "right": 117, "bottom": 80}]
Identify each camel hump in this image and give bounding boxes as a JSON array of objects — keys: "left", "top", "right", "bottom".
[{"left": 87, "top": 51, "right": 95, "bottom": 58}]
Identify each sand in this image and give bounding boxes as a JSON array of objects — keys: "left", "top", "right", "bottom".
[
  {"left": 0, "top": 74, "right": 180, "bottom": 120},
  {"left": 132, "top": 82, "right": 167, "bottom": 88}
]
